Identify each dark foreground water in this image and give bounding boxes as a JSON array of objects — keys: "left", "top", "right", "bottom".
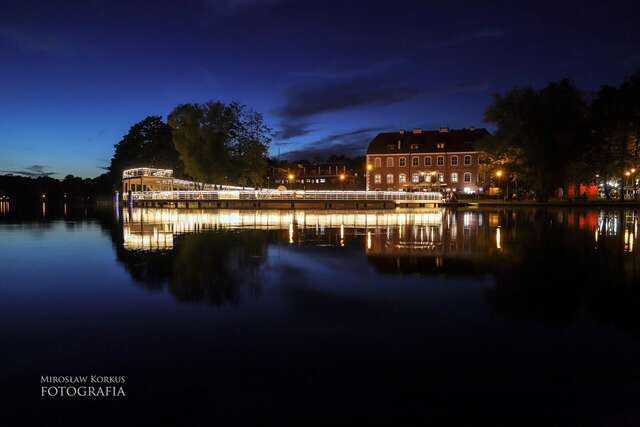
[{"left": 2, "top": 202, "right": 640, "bottom": 426}]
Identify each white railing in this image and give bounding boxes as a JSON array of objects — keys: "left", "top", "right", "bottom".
[
  {"left": 128, "top": 190, "right": 443, "bottom": 202},
  {"left": 171, "top": 179, "right": 253, "bottom": 191}
]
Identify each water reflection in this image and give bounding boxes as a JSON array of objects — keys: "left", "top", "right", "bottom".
[{"left": 112, "top": 207, "right": 640, "bottom": 333}]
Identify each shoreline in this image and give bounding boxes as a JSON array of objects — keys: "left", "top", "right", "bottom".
[{"left": 463, "top": 199, "right": 640, "bottom": 207}]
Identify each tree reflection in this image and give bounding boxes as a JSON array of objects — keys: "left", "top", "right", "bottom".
[
  {"left": 169, "top": 231, "right": 266, "bottom": 305},
  {"left": 101, "top": 207, "right": 640, "bottom": 334},
  {"left": 108, "top": 213, "right": 269, "bottom": 306}
]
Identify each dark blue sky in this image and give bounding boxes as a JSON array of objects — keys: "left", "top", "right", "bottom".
[{"left": 1, "top": 0, "right": 639, "bottom": 178}]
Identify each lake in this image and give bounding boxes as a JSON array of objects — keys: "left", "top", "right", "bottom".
[{"left": 2, "top": 203, "right": 640, "bottom": 425}]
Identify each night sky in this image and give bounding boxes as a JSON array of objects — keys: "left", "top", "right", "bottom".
[{"left": 1, "top": 0, "right": 639, "bottom": 178}]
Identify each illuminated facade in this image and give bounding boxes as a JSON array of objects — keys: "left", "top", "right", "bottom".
[
  {"left": 122, "top": 168, "right": 175, "bottom": 194},
  {"left": 366, "top": 127, "right": 488, "bottom": 192}
]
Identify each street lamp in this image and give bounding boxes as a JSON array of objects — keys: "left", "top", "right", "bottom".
[{"left": 495, "top": 170, "right": 504, "bottom": 199}]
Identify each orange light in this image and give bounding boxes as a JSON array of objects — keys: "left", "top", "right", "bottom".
[
  {"left": 339, "top": 174, "right": 345, "bottom": 181},
  {"left": 495, "top": 170, "right": 503, "bottom": 178},
  {"left": 367, "top": 164, "right": 372, "bottom": 171},
  {"left": 288, "top": 174, "right": 294, "bottom": 180},
  {"left": 626, "top": 171, "right": 631, "bottom": 176},
  {"left": 632, "top": 168, "right": 636, "bottom": 173}
]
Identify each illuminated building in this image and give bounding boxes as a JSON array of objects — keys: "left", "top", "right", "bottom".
[{"left": 365, "top": 127, "right": 488, "bottom": 192}]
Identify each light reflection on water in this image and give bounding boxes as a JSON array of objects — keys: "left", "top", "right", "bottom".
[{"left": 3, "top": 204, "right": 640, "bottom": 423}]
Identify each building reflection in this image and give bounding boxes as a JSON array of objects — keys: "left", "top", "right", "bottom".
[{"left": 113, "top": 207, "right": 640, "bottom": 332}]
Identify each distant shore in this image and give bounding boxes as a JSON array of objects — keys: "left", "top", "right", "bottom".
[{"left": 464, "top": 199, "right": 640, "bottom": 207}]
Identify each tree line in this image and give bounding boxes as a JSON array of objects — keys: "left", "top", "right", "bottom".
[
  {"left": 482, "top": 71, "right": 640, "bottom": 201},
  {"left": 109, "top": 101, "right": 271, "bottom": 188}
]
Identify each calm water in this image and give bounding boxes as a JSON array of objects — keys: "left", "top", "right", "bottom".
[{"left": 2, "top": 202, "right": 640, "bottom": 425}]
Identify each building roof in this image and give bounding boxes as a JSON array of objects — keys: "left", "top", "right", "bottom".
[{"left": 367, "top": 128, "right": 489, "bottom": 155}]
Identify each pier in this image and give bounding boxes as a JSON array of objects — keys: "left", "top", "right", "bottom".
[{"left": 125, "top": 189, "right": 445, "bottom": 209}]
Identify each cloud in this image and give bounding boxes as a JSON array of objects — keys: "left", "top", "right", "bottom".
[
  {"left": 274, "top": 121, "right": 313, "bottom": 140},
  {"left": 450, "top": 80, "right": 490, "bottom": 93},
  {"left": 278, "top": 74, "right": 419, "bottom": 120},
  {"left": 280, "top": 125, "right": 392, "bottom": 161},
  {"left": 0, "top": 27, "right": 70, "bottom": 56},
  {"left": 0, "top": 164, "right": 57, "bottom": 177}
]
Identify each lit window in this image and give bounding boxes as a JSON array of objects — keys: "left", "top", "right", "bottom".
[
  {"left": 464, "top": 155, "right": 472, "bottom": 165},
  {"left": 425, "top": 174, "right": 432, "bottom": 183},
  {"left": 399, "top": 174, "right": 407, "bottom": 184},
  {"left": 464, "top": 172, "right": 472, "bottom": 182},
  {"left": 437, "top": 156, "right": 444, "bottom": 166},
  {"left": 386, "top": 157, "right": 394, "bottom": 167},
  {"left": 399, "top": 157, "right": 406, "bottom": 167},
  {"left": 410, "top": 144, "right": 419, "bottom": 150},
  {"left": 374, "top": 174, "right": 381, "bottom": 184},
  {"left": 438, "top": 173, "right": 444, "bottom": 183},
  {"left": 412, "top": 174, "right": 420, "bottom": 183},
  {"left": 374, "top": 158, "right": 381, "bottom": 168},
  {"left": 386, "top": 174, "right": 394, "bottom": 184},
  {"left": 412, "top": 157, "right": 419, "bottom": 166},
  {"left": 451, "top": 172, "right": 458, "bottom": 183},
  {"left": 451, "top": 155, "right": 458, "bottom": 166},
  {"left": 437, "top": 143, "right": 445, "bottom": 149}
]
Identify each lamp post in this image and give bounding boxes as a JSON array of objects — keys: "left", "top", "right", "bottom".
[
  {"left": 339, "top": 173, "right": 345, "bottom": 191},
  {"left": 495, "top": 169, "right": 504, "bottom": 199},
  {"left": 288, "top": 173, "right": 295, "bottom": 190},
  {"left": 366, "top": 164, "right": 372, "bottom": 191}
]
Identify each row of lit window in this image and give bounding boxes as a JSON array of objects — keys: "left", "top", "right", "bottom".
[
  {"left": 372, "top": 155, "right": 475, "bottom": 168},
  {"left": 373, "top": 172, "right": 472, "bottom": 184}
]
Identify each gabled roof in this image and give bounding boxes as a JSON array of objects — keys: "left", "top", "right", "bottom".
[{"left": 367, "top": 128, "right": 489, "bottom": 155}]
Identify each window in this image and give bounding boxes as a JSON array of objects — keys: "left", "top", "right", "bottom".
[
  {"left": 437, "top": 156, "right": 444, "bottom": 166},
  {"left": 451, "top": 172, "right": 458, "bottom": 183},
  {"left": 437, "top": 143, "right": 445, "bottom": 149},
  {"left": 399, "top": 157, "right": 406, "bottom": 167},
  {"left": 424, "top": 156, "right": 432, "bottom": 166},
  {"left": 464, "top": 172, "right": 472, "bottom": 182},
  {"left": 451, "top": 155, "right": 458, "bottom": 166},
  {"left": 374, "top": 174, "right": 381, "bottom": 184},
  {"left": 410, "top": 143, "right": 419, "bottom": 150},
  {"left": 374, "top": 157, "right": 381, "bottom": 168},
  {"left": 399, "top": 174, "right": 407, "bottom": 184},
  {"left": 425, "top": 174, "right": 432, "bottom": 183},
  {"left": 386, "top": 174, "right": 394, "bottom": 184},
  {"left": 412, "top": 157, "right": 419, "bottom": 166},
  {"left": 438, "top": 173, "right": 444, "bottom": 183},
  {"left": 412, "top": 173, "right": 420, "bottom": 183},
  {"left": 386, "top": 144, "right": 395, "bottom": 151},
  {"left": 386, "top": 157, "right": 394, "bottom": 167},
  {"left": 464, "top": 155, "right": 472, "bottom": 166}
]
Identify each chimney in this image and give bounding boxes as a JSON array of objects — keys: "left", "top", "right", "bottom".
[
  {"left": 439, "top": 127, "right": 449, "bottom": 133},
  {"left": 399, "top": 129, "right": 405, "bottom": 134},
  {"left": 412, "top": 128, "right": 422, "bottom": 134}
]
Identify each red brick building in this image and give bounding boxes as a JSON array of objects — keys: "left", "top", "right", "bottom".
[{"left": 366, "top": 127, "right": 489, "bottom": 192}]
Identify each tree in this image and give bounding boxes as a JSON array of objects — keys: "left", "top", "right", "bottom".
[
  {"left": 483, "top": 80, "right": 589, "bottom": 201},
  {"left": 168, "top": 101, "right": 270, "bottom": 187},
  {"left": 590, "top": 72, "right": 640, "bottom": 200},
  {"left": 109, "top": 116, "right": 183, "bottom": 188}
]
